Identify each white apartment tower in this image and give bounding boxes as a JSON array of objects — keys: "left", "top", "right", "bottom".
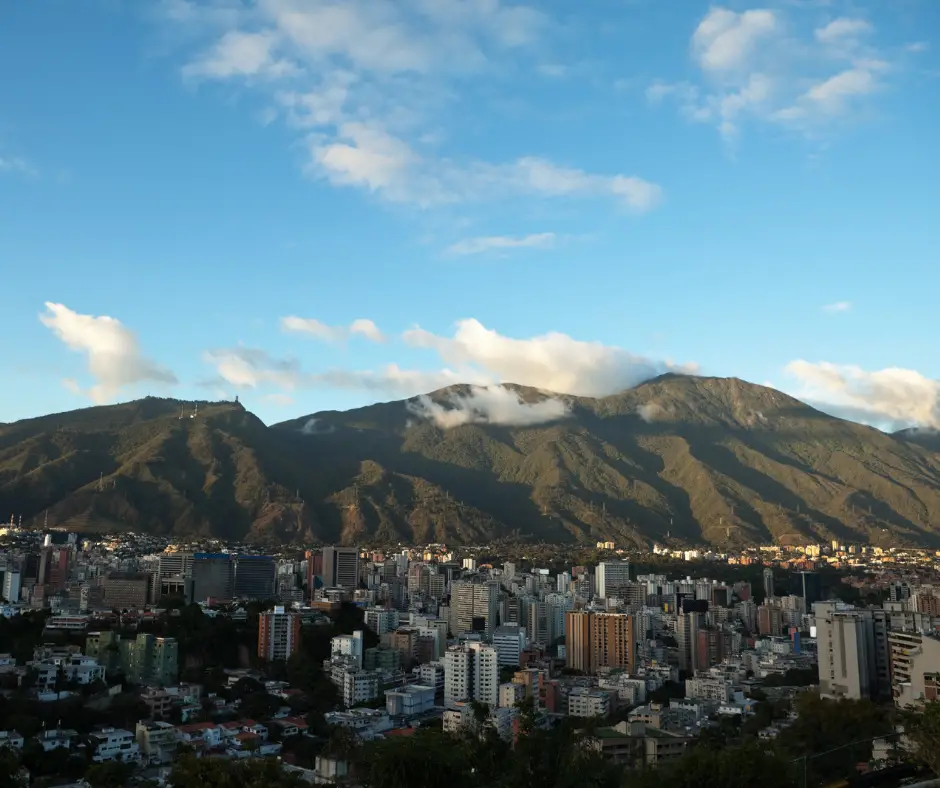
[{"left": 444, "top": 642, "right": 499, "bottom": 708}]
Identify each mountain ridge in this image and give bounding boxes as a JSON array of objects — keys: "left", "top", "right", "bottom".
[{"left": 2, "top": 376, "right": 940, "bottom": 547}]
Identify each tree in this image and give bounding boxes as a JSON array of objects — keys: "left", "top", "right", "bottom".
[
  {"left": 631, "top": 740, "right": 796, "bottom": 788},
  {"left": 169, "top": 754, "right": 307, "bottom": 788},
  {"left": 900, "top": 700, "right": 940, "bottom": 776},
  {"left": 85, "top": 760, "right": 136, "bottom": 788}
]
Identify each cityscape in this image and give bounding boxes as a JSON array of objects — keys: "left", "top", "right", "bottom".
[
  {"left": 3, "top": 0, "right": 939, "bottom": 786},
  {"left": 2, "top": 526, "right": 940, "bottom": 786}
]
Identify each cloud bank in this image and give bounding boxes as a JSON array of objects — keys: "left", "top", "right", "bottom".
[
  {"left": 402, "top": 318, "right": 697, "bottom": 397},
  {"left": 407, "top": 384, "right": 569, "bottom": 429},
  {"left": 39, "top": 302, "right": 177, "bottom": 404},
  {"left": 786, "top": 360, "right": 940, "bottom": 430}
]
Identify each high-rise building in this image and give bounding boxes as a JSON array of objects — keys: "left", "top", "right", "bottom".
[
  {"left": 493, "top": 624, "right": 528, "bottom": 667},
  {"left": 451, "top": 578, "right": 500, "bottom": 635},
  {"left": 762, "top": 568, "right": 774, "bottom": 599},
  {"left": 2, "top": 569, "right": 21, "bottom": 603},
  {"left": 564, "top": 611, "right": 635, "bottom": 674},
  {"left": 443, "top": 642, "right": 499, "bottom": 708},
  {"left": 101, "top": 572, "right": 150, "bottom": 609},
  {"left": 234, "top": 555, "right": 276, "bottom": 600},
  {"left": 814, "top": 601, "right": 879, "bottom": 700},
  {"left": 190, "top": 554, "right": 234, "bottom": 602},
  {"left": 799, "top": 572, "right": 823, "bottom": 608},
  {"left": 677, "top": 612, "right": 702, "bottom": 673},
  {"left": 258, "top": 606, "right": 302, "bottom": 661},
  {"left": 596, "top": 561, "right": 631, "bottom": 600},
  {"left": 38, "top": 546, "right": 70, "bottom": 590},
  {"left": 322, "top": 546, "right": 359, "bottom": 591},
  {"left": 125, "top": 634, "right": 179, "bottom": 685}
]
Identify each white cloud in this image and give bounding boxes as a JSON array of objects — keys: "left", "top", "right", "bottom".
[
  {"left": 785, "top": 360, "right": 940, "bottom": 430},
  {"left": 444, "top": 232, "right": 556, "bottom": 256},
  {"left": 651, "top": 5, "right": 893, "bottom": 139},
  {"left": 402, "top": 318, "right": 696, "bottom": 397},
  {"left": 182, "top": 30, "right": 298, "bottom": 79},
  {"left": 637, "top": 402, "right": 662, "bottom": 423},
  {"left": 280, "top": 315, "right": 385, "bottom": 343},
  {"left": 203, "top": 346, "right": 304, "bottom": 390},
  {"left": 407, "top": 384, "right": 569, "bottom": 429},
  {"left": 905, "top": 41, "right": 929, "bottom": 54},
  {"left": 306, "top": 126, "right": 662, "bottom": 208},
  {"left": 164, "top": 0, "right": 660, "bottom": 211},
  {"left": 815, "top": 18, "right": 872, "bottom": 45},
  {"left": 691, "top": 8, "right": 778, "bottom": 73},
  {"left": 39, "top": 302, "right": 177, "bottom": 404},
  {"left": 823, "top": 300, "right": 851, "bottom": 313}
]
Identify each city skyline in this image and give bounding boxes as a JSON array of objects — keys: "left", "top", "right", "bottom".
[{"left": 1, "top": 1, "right": 938, "bottom": 429}]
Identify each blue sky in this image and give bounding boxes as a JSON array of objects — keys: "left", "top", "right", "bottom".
[{"left": 1, "top": 0, "right": 938, "bottom": 429}]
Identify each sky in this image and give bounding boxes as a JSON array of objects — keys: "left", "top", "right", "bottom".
[{"left": 1, "top": 0, "right": 938, "bottom": 430}]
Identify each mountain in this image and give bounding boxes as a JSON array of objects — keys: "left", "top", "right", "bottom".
[{"left": 3, "top": 376, "right": 940, "bottom": 547}]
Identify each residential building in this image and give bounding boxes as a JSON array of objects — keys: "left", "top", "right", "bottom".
[
  {"left": 890, "top": 631, "right": 940, "bottom": 709},
  {"left": 331, "top": 630, "right": 365, "bottom": 670},
  {"left": 258, "top": 606, "right": 302, "bottom": 661},
  {"left": 385, "top": 684, "right": 435, "bottom": 716},
  {"left": 565, "top": 611, "right": 636, "bottom": 674},
  {"left": 814, "top": 601, "right": 879, "bottom": 700},
  {"left": 443, "top": 642, "right": 499, "bottom": 708},
  {"left": 568, "top": 688, "right": 612, "bottom": 718},
  {"left": 451, "top": 578, "right": 500, "bottom": 636},
  {"left": 493, "top": 624, "right": 528, "bottom": 667},
  {"left": 88, "top": 727, "right": 140, "bottom": 763}
]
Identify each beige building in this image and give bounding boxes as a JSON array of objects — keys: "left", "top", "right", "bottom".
[
  {"left": 564, "top": 611, "right": 635, "bottom": 675},
  {"left": 890, "top": 631, "right": 940, "bottom": 709}
]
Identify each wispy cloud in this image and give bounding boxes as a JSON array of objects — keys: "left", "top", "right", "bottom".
[
  {"left": 280, "top": 316, "right": 385, "bottom": 343},
  {"left": 444, "top": 232, "right": 556, "bottom": 256},
  {"left": 647, "top": 6, "right": 895, "bottom": 140},
  {"left": 823, "top": 301, "right": 851, "bottom": 313},
  {"left": 159, "top": 0, "right": 661, "bottom": 210},
  {"left": 39, "top": 302, "right": 177, "bottom": 403},
  {"left": 0, "top": 155, "right": 37, "bottom": 177}
]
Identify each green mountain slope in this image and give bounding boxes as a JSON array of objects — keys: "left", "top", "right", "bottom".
[{"left": 3, "top": 376, "right": 940, "bottom": 547}]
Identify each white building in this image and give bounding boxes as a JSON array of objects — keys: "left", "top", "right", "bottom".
[
  {"left": 499, "top": 682, "right": 525, "bottom": 708},
  {"left": 88, "top": 727, "right": 140, "bottom": 763},
  {"left": 813, "top": 601, "right": 878, "bottom": 700},
  {"left": 331, "top": 631, "right": 364, "bottom": 670},
  {"left": 492, "top": 624, "right": 528, "bottom": 667},
  {"left": 443, "top": 642, "right": 499, "bottom": 708},
  {"left": 567, "top": 688, "right": 612, "bottom": 718},
  {"left": 365, "top": 608, "right": 399, "bottom": 636},
  {"left": 385, "top": 684, "right": 436, "bottom": 717},
  {"left": 337, "top": 668, "right": 379, "bottom": 708}
]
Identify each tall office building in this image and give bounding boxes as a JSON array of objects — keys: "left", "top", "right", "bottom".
[
  {"left": 452, "top": 579, "right": 500, "bottom": 635},
  {"left": 234, "top": 555, "right": 276, "bottom": 600},
  {"left": 38, "top": 546, "right": 70, "bottom": 590},
  {"left": 596, "top": 561, "right": 631, "bottom": 600},
  {"left": 2, "top": 569, "right": 21, "bottom": 603},
  {"left": 322, "top": 546, "right": 360, "bottom": 590},
  {"left": 799, "top": 571, "right": 823, "bottom": 608},
  {"left": 102, "top": 572, "right": 150, "bottom": 609},
  {"left": 258, "top": 606, "right": 302, "bottom": 661},
  {"left": 492, "top": 624, "right": 528, "bottom": 667},
  {"left": 762, "top": 568, "right": 774, "bottom": 599},
  {"left": 813, "top": 601, "right": 879, "bottom": 700},
  {"left": 677, "top": 611, "right": 702, "bottom": 673},
  {"left": 564, "top": 611, "right": 636, "bottom": 674},
  {"left": 190, "top": 554, "right": 235, "bottom": 603},
  {"left": 443, "top": 642, "right": 499, "bottom": 708}
]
